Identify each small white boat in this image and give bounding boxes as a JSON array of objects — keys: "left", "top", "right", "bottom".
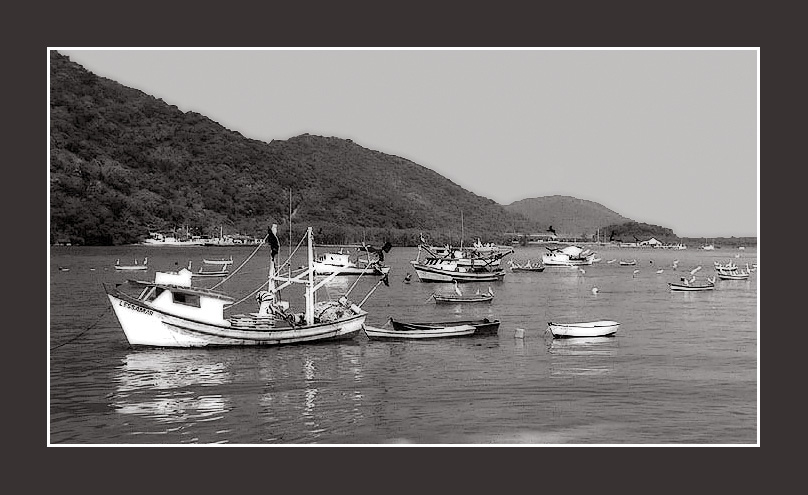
[
  {"left": 115, "top": 258, "right": 148, "bottom": 271},
  {"left": 668, "top": 277, "right": 716, "bottom": 291},
  {"left": 619, "top": 259, "right": 637, "bottom": 266},
  {"left": 547, "top": 320, "right": 620, "bottom": 338},
  {"left": 202, "top": 256, "right": 233, "bottom": 265},
  {"left": 363, "top": 324, "right": 476, "bottom": 339}
]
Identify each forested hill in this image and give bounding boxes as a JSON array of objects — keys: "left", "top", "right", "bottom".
[
  {"left": 505, "top": 195, "right": 633, "bottom": 238},
  {"left": 50, "top": 51, "right": 538, "bottom": 246}
]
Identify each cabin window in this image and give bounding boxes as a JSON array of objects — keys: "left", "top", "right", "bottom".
[{"left": 172, "top": 292, "right": 201, "bottom": 307}]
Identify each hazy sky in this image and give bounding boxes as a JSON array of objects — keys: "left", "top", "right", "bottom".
[{"left": 56, "top": 48, "right": 758, "bottom": 237}]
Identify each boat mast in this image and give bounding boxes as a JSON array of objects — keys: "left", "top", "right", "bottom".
[
  {"left": 305, "top": 226, "right": 315, "bottom": 325},
  {"left": 268, "top": 224, "right": 278, "bottom": 294},
  {"left": 460, "top": 211, "right": 464, "bottom": 249}
]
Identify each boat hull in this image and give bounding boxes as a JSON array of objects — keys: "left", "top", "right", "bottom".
[
  {"left": 106, "top": 291, "right": 365, "bottom": 347},
  {"left": 412, "top": 263, "right": 504, "bottom": 282},
  {"left": 668, "top": 283, "right": 715, "bottom": 291},
  {"left": 548, "top": 321, "right": 620, "bottom": 338},
  {"left": 364, "top": 324, "right": 475, "bottom": 339},
  {"left": 717, "top": 273, "right": 750, "bottom": 280},
  {"left": 432, "top": 294, "right": 493, "bottom": 303},
  {"left": 313, "top": 264, "right": 390, "bottom": 276},
  {"left": 390, "top": 318, "right": 500, "bottom": 335}
]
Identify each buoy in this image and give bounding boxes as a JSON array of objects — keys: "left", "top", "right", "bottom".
[
  {"left": 591, "top": 287, "right": 599, "bottom": 294},
  {"left": 578, "top": 268, "right": 586, "bottom": 274},
  {"left": 514, "top": 328, "right": 525, "bottom": 339}
]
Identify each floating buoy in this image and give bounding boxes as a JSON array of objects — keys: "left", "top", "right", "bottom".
[
  {"left": 591, "top": 287, "right": 599, "bottom": 294},
  {"left": 514, "top": 328, "right": 525, "bottom": 339}
]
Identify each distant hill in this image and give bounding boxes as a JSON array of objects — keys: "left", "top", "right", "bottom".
[
  {"left": 49, "top": 51, "right": 538, "bottom": 246},
  {"left": 504, "top": 195, "right": 633, "bottom": 238}
]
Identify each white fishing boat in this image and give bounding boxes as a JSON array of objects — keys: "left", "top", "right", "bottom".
[
  {"left": 104, "top": 225, "right": 385, "bottom": 347},
  {"left": 363, "top": 323, "right": 476, "bottom": 339},
  {"left": 541, "top": 246, "right": 595, "bottom": 266},
  {"left": 411, "top": 243, "right": 507, "bottom": 282},
  {"left": 312, "top": 245, "right": 391, "bottom": 276},
  {"left": 702, "top": 244, "right": 716, "bottom": 250},
  {"left": 547, "top": 320, "right": 620, "bottom": 338},
  {"left": 619, "top": 259, "right": 637, "bottom": 266},
  {"left": 115, "top": 258, "right": 148, "bottom": 271},
  {"left": 390, "top": 317, "right": 500, "bottom": 335}
]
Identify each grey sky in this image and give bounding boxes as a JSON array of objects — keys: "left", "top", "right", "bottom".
[{"left": 56, "top": 49, "right": 758, "bottom": 237}]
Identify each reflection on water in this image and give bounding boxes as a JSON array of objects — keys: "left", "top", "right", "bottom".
[
  {"left": 547, "top": 336, "right": 619, "bottom": 377},
  {"left": 112, "top": 350, "right": 233, "bottom": 423}
]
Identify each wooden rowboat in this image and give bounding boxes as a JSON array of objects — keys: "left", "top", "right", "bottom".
[
  {"left": 389, "top": 318, "right": 500, "bottom": 335},
  {"left": 363, "top": 324, "right": 476, "bottom": 339},
  {"left": 547, "top": 320, "right": 620, "bottom": 338},
  {"left": 668, "top": 281, "right": 715, "bottom": 291},
  {"left": 432, "top": 293, "right": 493, "bottom": 303}
]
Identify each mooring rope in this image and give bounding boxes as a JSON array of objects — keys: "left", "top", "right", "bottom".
[{"left": 50, "top": 306, "right": 112, "bottom": 351}]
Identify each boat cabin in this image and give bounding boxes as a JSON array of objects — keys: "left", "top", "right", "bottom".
[{"left": 133, "top": 281, "right": 234, "bottom": 326}]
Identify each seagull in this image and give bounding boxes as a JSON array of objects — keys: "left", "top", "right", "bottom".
[
  {"left": 656, "top": 269, "right": 664, "bottom": 274},
  {"left": 607, "top": 259, "right": 617, "bottom": 264},
  {"left": 591, "top": 287, "right": 599, "bottom": 294},
  {"left": 578, "top": 268, "right": 586, "bottom": 274},
  {"left": 403, "top": 272, "right": 412, "bottom": 283},
  {"left": 690, "top": 266, "right": 702, "bottom": 275},
  {"left": 633, "top": 269, "right": 640, "bottom": 277}
]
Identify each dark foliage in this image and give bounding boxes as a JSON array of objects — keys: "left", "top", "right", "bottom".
[{"left": 50, "top": 51, "right": 538, "bottom": 246}]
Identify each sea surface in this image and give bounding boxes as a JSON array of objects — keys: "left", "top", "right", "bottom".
[{"left": 49, "top": 244, "right": 758, "bottom": 444}]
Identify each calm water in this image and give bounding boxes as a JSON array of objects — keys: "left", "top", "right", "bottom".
[{"left": 49, "top": 245, "right": 758, "bottom": 444}]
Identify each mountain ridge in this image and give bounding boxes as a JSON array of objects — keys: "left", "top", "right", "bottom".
[{"left": 49, "top": 51, "right": 684, "bottom": 246}]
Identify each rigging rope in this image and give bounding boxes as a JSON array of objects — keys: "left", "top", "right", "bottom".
[{"left": 210, "top": 234, "right": 269, "bottom": 290}]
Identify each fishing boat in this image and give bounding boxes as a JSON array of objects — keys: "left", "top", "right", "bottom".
[
  {"left": 508, "top": 260, "right": 545, "bottom": 272},
  {"left": 363, "top": 323, "right": 476, "bottom": 339},
  {"left": 547, "top": 320, "right": 620, "bottom": 338},
  {"left": 619, "top": 259, "right": 637, "bottom": 266},
  {"left": 389, "top": 317, "right": 500, "bottom": 335},
  {"left": 410, "top": 243, "right": 508, "bottom": 282},
  {"left": 202, "top": 256, "right": 233, "bottom": 265},
  {"left": 714, "top": 261, "right": 751, "bottom": 280},
  {"left": 104, "top": 225, "right": 385, "bottom": 347},
  {"left": 312, "top": 244, "right": 391, "bottom": 276},
  {"left": 115, "top": 258, "right": 148, "bottom": 271},
  {"left": 541, "top": 246, "right": 595, "bottom": 266},
  {"left": 431, "top": 282, "right": 494, "bottom": 303},
  {"left": 702, "top": 244, "right": 716, "bottom": 250},
  {"left": 668, "top": 277, "right": 716, "bottom": 291}
]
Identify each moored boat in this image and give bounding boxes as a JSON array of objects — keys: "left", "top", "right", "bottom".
[
  {"left": 542, "top": 246, "right": 595, "bottom": 266},
  {"left": 202, "top": 256, "right": 233, "bottom": 265},
  {"left": 312, "top": 245, "right": 391, "bottom": 276},
  {"left": 431, "top": 283, "right": 494, "bottom": 303},
  {"left": 619, "top": 259, "right": 637, "bottom": 266},
  {"left": 389, "top": 317, "right": 500, "bottom": 335},
  {"left": 547, "top": 320, "right": 620, "bottom": 338},
  {"left": 508, "top": 260, "right": 545, "bottom": 272},
  {"left": 104, "top": 225, "right": 385, "bottom": 347},
  {"left": 668, "top": 277, "right": 716, "bottom": 291},
  {"left": 410, "top": 243, "right": 508, "bottom": 282},
  {"left": 115, "top": 258, "right": 148, "bottom": 271}
]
